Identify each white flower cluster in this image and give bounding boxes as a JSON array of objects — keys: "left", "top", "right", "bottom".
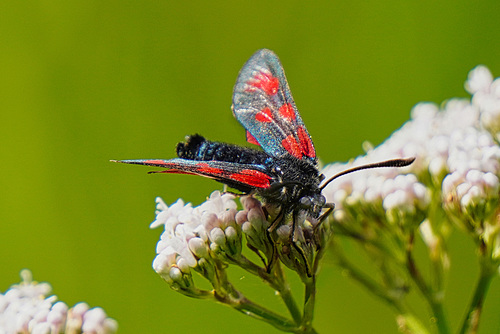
[
  {"left": 151, "top": 191, "right": 240, "bottom": 283},
  {"left": 0, "top": 270, "right": 117, "bottom": 334},
  {"left": 322, "top": 66, "right": 500, "bottom": 220},
  {"left": 151, "top": 187, "right": 327, "bottom": 286}
]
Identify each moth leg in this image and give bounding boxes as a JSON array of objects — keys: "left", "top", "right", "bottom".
[
  {"left": 313, "top": 203, "right": 335, "bottom": 234},
  {"left": 222, "top": 184, "right": 247, "bottom": 197},
  {"left": 268, "top": 206, "right": 285, "bottom": 233},
  {"left": 246, "top": 242, "right": 267, "bottom": 267},
  {"left": 265, "top": 207, "right": 285, "bottom": 273},
  {"left": 222, "top": 190, "right": 246, "bottom": 197},
  {"left": 290, "top": 210, "right": 313, "bottom": 277}
]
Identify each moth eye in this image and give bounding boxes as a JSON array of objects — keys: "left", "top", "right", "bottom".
[
  {"left": 317, "top": 195, "right": 326, "bottom": 206},
  {"left": 300, "top": 197, "right": 312, "bottom": 207}
]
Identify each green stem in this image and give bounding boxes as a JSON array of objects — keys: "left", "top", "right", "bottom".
[
  {"left": 430, "top": 302, "right": 449, "bottom": 334},
  {"left": 458, "top": 265, "right": 495, "bottom": 334},
  {"left": 406, "top": 233, "right": 450, "bottom": 334},
  {"left": 213, "top": 257, "right": 309, "bottom": 333},
  {"left": 231, "top": 295, "right": 300, "bottom": 332},
  {"left": 302, "top": 276, "right": 316, "bottom": 330},
  {"left": 274, "top": 261, "right": 303, "bottom": 325},
  {"left": 176, "top": 287, "right": 214, "bottom": 299},
  {"left": 228, "top": 254, "right": 273, "bottom": 283},
  {"left": 229, "top": 254, "right": 302, "bottom": 324},
  {"left": 223, "top": 289, "right": 318, "bottom": 334}
]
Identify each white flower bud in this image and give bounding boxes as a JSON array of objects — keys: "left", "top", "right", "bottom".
[
  {"left": 188, "top": 237, "right": 208, "bottom": 259},
  {"left": 225, "top": 226, "right": 238, "bottom": 242},
  {"left": 466, "top": 65, "right": 493, "bottom": 94},
  {"left": 202, "top": 213, "right": 220, "bottom": 232},
  {"left": 235, "top": 210, "right": 248, "bottom": 225},
  {"left": 483, "top": 172, "right": 499, "bottom": 191},
  {"left": 169, "top": 267, "right": 182, "bottom": 282},
  {"left": 152, "top": 253, "right": 171, "bottom": 276},
  {"left": 176, "top": 257, "right": 191, "bottom": 274},
  {"left": 31, "top": 323, "right": 50, "bottom": 334},
  {"left": 248, "top": 208, "right": 266, "bottom": 231},
  {"left": 210, "top": 227, "right": 226, "bottom": 247},
  {"left": 241, "top": 221, "right": 253, "bottom": 236},
  {"left": 241, "top": 195, "right": 263, "bottom": 210}
]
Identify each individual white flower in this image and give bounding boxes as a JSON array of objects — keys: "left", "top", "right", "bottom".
[
  {"left": 65, "top": 302, "right": 89, "bottom": 332},
  {"left": 194, "top": 191, "right": 237, "bottom": 216},
  {"left": 209, "top": 227, "right": 226, "bottom": 251},
  {"left": 465, "top": 65, "right": 493, "bottom": 95},
  {"left": 81, "top": 307, "right": 118, "bottom": 334},
  {"left": 150, "top": 197, "right": 194, "bottom": 229},
  {"left": 188, "top": 237, "right": 209, "bottom": 258}
]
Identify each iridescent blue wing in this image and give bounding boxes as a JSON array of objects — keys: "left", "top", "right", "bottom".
[
  {"left": 112, "top": 158, "right": 273, "bottom": 191},
  {"left": 232, "top": 49, "right": 316, "bottom": 162}
]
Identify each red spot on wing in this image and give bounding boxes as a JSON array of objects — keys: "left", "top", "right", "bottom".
[
  {"left": 279, "top": 103, "right": 296, "bottom": 120},
  {"left": 281, "top": 135, "right": 302, "bottom": 159},
  {"left": 196, "top": 163, "right": 224, "bottom": 175},
  {"left": 144, "top": 159, "right": 171, "bottom": 165},
  {"left": 297, "top": 126, "right": 316, "bottom": 158},
  {"left": 255, "top": 107, "right": 273, "bottom": 123},
  {"left": 249, "top": 72, "right": 279, "bottom": 96},
  {"left": 246, "top": 131, "right": 260, "bottom": 146},
  {"left": 229, "top": 169, "right": 271, "bottom": 188}
]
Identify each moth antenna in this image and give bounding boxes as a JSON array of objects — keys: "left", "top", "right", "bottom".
[{"left": 319, "top": 157, "right": 415, "bottom": 191}]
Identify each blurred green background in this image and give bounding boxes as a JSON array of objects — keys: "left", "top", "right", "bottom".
[{"left": 2, "top": 1, "right": 500, "bottom": 333}]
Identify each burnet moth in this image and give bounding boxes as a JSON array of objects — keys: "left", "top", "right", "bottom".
[{"left": 113, "top": 49, "right": 414, "bottom": 271}]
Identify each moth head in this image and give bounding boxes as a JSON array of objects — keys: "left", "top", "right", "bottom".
[{"left": 299, "top": 193, "right": 326, "bottom": 219}]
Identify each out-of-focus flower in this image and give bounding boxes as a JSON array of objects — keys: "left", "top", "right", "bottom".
[
  {"left": 466, "top": 65, "right": 500, "bottom": 140},
  {"left": 322, "top": 66, "right": 500, "bottom": 267},
  {"left": 316, "top": 65, "right": 500, "bottom": 334},
  {"left": 0, "top": 270, "right": 117, "bottom": 334}
]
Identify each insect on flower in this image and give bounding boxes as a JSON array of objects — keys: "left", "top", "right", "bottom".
[{"left": 112, "top": 49, "right": 414, "bottom": 267}]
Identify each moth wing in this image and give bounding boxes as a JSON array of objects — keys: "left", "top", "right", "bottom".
[
  {"left": 113, "top": 158, "right": 273, "bottom": 191},
  {"left": 232, "top": 49, "right": 316, "bottom": 162}
]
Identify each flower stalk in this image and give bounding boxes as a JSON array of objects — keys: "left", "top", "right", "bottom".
[{"left": 458, "top": 266, "right": 495, "bottom": 334}]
